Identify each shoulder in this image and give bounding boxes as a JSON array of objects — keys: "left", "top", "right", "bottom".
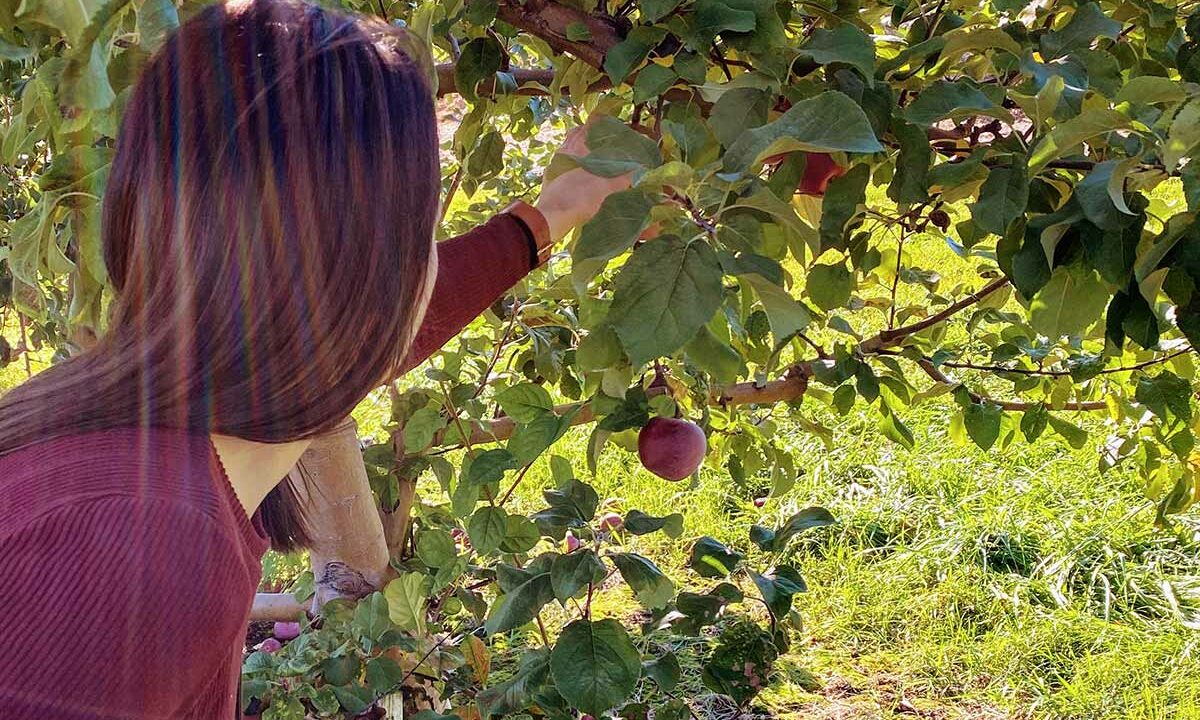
[{"left": 0, "top": 427, "right": 240, "bottom": 539}]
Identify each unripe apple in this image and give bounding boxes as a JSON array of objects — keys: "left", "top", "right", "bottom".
[
  {"left": 599, "top": 512, "right": 623, "bottom": 531},
  {"left": 637, "top": 417, "right": 707, "bottom": 481},
  {"left": 258, "top": 638, "right": 282, "bottom": 654},
  {"left": 273, "top": 621, "right": 301, "bottom": 641},
  {"left": 565, "top": 532, "right": 582, "bottom": 552}
]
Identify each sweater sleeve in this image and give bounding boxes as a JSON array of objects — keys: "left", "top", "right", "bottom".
[
  {"left": 398, "top": 213, "right": 538, "bottom": 375},
  {"left": 0, "top": 497, "right": 252, "bottom": 719}
]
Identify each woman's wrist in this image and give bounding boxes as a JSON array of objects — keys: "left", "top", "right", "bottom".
[{"left": 503, "top": 200, "right": 553, "bottom": 267}]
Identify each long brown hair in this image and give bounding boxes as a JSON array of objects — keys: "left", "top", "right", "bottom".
[{"left": 0, "top": 0, "right": 439, "bottom": 550}]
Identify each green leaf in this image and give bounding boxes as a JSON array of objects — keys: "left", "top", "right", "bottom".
[
  {"left": 416, "top": 529, "right": 457, "bottom": 568},
  {"left": 888, "top": 120, "right": 931, "bottom": 204},
  {"left": 466, "top": 449, "right": 518, "bottom": 485},
  {"left": 477, "top": 650, "right": 552, "bottom": 717},
  {"left": 773, "top": 507, "right": 836, "bottom": 547},
  {"left": 352, "top": 592, "right": 391, "bottom": 643},
  {"left": 467, "top": 131, "right": 505, "bottom": 181},
  {"left": 1136, "top": 372, "right": 1192, "bottom": 422},
  {"left": 970, "top": 163, "right": 1029, "bottom": 235},
  {"left": 691, "top": 0, "right": 757, "bottom": 42},
  {"left": 1047, "top": 415, "right": 1090, "bottom": 449},
  {"left": 710, "top": 88, "right": 769, "bottom": 147},
  {"left": 571, "top": 189, "right": 655, "bottom": 287},
  {"left": 404, "top": 406, "right": 446, "bottom": 451},
  {"left": 468, "top": 506, "right": 509, "bottom": 555},
  {"left": 551, "top": 550, "right": 607, "bottom": 603},
  {"left": 904, "top": 80, "right": 1006, "bottom": 127},
  {"left": 878, "top": 402, "right": 915, "bottom": 449},
  {"left": 508, "top": 412, "right": 570, "bottom": 466},
  {"left": 722, "top": 92, "right": 884, "bottom": 172},
  {"left": 641, "top": 0, "right": 682, "bottom": 22},
  {"left": 799, "top": 24, "right": 876, "bottom": 81},
  {"left": 624, "top": 509, "right": 686, "bottom": 537},
  {"left": 565, "top": 21, "right": 592, "bottom": 42},
  {"left": 577, "top": 324, "right": 625, "bottom": 371},
  {"left": 689, "top": 536, "right": 744, "bottom": 578},
  {"left": 609, "top": 236, "right": 724, "bottom": 366},
  {"left": 745, "top": 275, "right": 812, "bottom": 340},
  {"left": 611, "top": 552, "right": 675, "bottom": 609},
  {"left": 496, "top": 383, "right": 554, "bottom": 423},
  {"left": 807, "top": 263, "right": 853, "bottom": 311},
  {"left": 684, "top": 323, "right": 744, "bottom": 383},
  {"left": 751, "top": 566, "right": 807, "bottom": 617},
  {"left": 550, "top": 620, "right": 642, "bottom": 716},
  {"left": 365, "top": 656, "right": 405, "bottom": 694},
  {"left": 1029, "top": 264, "right": 1110, "bottom": 338},
  {"left": 962, "top": 402, "right": 1002, "bottom": 450},
  {"left": 938, "top": 26, "right": 1023, "bottom": 61},
  {"left": 485, "top": 568, "right": 554, "bottom": 634},
  {"left": 818, "top": 164, "right": 870, "bottom": 253},
  {"left": 1075, "top": 161, "right": 1139, "bottom": 231},
  {"left": 643, "top": 652, "right": 682, "bottom": 692},
  {"left": 384, "top": 573, "right": 429, "bottom": 635},
  {"left": 455, "top": 37, "right": 504, "bottom": 102},
  {"left": 1165, "top": 99, "right": 1200, "bottom": 170},
  {"left": 578, "top": 116, "right": 663, "bottom": 177},
  {"left": 604, "top": 26, "right": 667, "bottom": 84},
  {"left": 500, "top": 514, "right": 541, "bottom": 553},
  {"left": 137, "top": 0, "right": 180, "bottom": 52},
  {"left": 1040, "top": 3, "right": 1122, "bottom": 59},
  {"left": 633, "top": 63, "right": 677, "bottom": 103},
  {"left": 532, "top": 479, "right": 601, "bottom": 530},
  {"left": 1115, "top": 76, "right": 1187, "bottom": 106},
  {"left": 1028, "top": 109, "right": 1132, "bottom": 173},
  {"left": 1021, "top": 404, "right": 1049, "bottom": 441}
]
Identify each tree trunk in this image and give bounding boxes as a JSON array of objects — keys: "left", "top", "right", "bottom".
[{"left": 289, "top": 416, "right": 392, "bottom": 610}]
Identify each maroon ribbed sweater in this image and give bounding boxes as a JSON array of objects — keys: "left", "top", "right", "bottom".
[{"left": 0, "top": 214, "right": 535, "bottom": 718}]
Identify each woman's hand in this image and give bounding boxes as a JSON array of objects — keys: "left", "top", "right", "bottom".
[{"left": 535, "top": 120, "right": 635, "bottom": 243}]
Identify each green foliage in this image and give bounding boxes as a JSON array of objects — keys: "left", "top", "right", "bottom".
[{"left": 6, "top": 0, "right": 1200, "bottom": 716}]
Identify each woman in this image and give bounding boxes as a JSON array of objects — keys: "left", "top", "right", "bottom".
[{"left": 0, "top": 1, "right": 628, "bottom": 716}]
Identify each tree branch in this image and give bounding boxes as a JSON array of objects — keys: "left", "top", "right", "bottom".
[
  {"left": 938, "top": 347, "right": 1192, "bottom": 377},
  {"left": 859, "top": 276, "right": 1010, "bottom": 354},
  {"left": 916, "top": 358, "right": 1107, "bottom": 411}
]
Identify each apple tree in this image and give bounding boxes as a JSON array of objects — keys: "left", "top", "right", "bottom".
[{"left": 3, "top": 0, "right": 1200, "bottom": 716}]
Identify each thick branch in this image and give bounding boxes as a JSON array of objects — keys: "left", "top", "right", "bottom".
[
  {"left": 434, "top": 64, "right": 557, "bottom": 97},
  {"left": 495, "top": 0, "right": 623, "bottom": 69},
  {"left": 250, "top": 593, "right": 307, "bottom": 622}
]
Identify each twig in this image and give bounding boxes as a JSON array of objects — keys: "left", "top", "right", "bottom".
[
  {"left": 18, "top": 313, "right": 31, "bottom": 379},
  {"left": 534, "top": 612, "right": 552, "bottom": 647},
  {"left": 470, "top": 301, "right": 523, "bottom": 399},
  {"left": 916, "top": 358, "right": 1107, "bottom": 411},
  {"left": 937, "top": 347, "right": 1192, "bottom": 377},
  {"left": 497, "top": 463, "right": 534, "bottom": 506},
  {"left": 859, "top": 276, "right": 1010, "bottom": 354},
  {"left": 439, "top": 166, "right": 463, "bottom": 226},
  {"left": 888, "top": 230, "right": 906, "bottom": 329}
]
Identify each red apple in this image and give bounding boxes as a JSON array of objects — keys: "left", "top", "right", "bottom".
[
  {"left": 273, "top": 621, "right": 301, "bottom": 641},
  {"left": 258, "top": 638, "right": 282, "bottom": 654},
  {"left": 797, "top": 152, "right": 846, "bottom": 196},
  {"left": 565, "top": 532, "right": 582, "bottom": 552},
  {"left": 753, "top": 497, "right": 767, "bottom": 508},
  {"left": 637, "top": 417, "right": 707, "bottom": 481},
  {"left": 599, "top": 512, "right": 623, "bottom": 531}
]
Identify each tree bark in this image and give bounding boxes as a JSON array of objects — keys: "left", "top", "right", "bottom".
[{"left": 288, "top": 416, "right": 392, "bottom": 610}]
